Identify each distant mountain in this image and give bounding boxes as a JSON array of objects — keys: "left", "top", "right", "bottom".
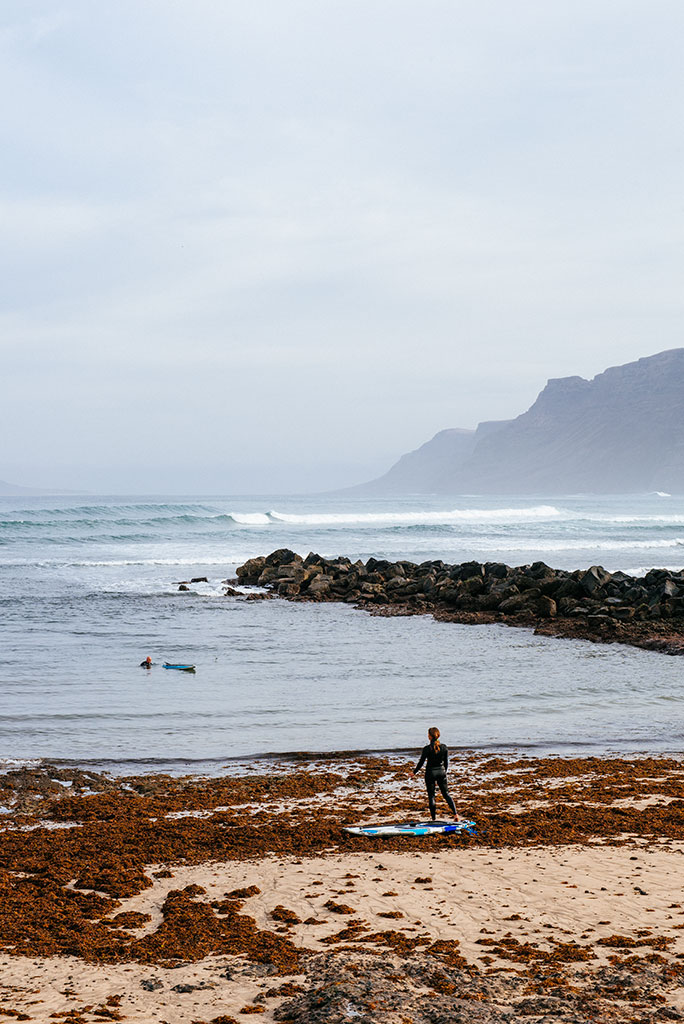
[
  {"left": 0, "top": 479, "right": 81, "bottom": 496},
  {"left": 353, "top": 349, "right": 684, "bottom": 495}
]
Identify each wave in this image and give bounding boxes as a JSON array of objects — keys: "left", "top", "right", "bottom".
[
  {"left": 0, "top": 505, "right": 564, "bottom": 530},
  {"left": 264, "top": 505, "right": 563, "bottom": 527}
]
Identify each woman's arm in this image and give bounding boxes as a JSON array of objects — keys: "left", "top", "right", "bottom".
[
  {"left": 443, "top": 744, "right": 449, "bottom": 772},
  {"left": 413, "top": 746, "right": 428, "bottom": 775}
]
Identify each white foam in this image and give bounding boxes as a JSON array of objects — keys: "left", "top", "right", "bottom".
[
  {"left": 598, "top": 514, "right": 684, "bottom": 524},
  {"left": 265, "top": 505, "right": 563, "bottom": 527},
  {"left": 65, "top": 557, "right": 242, "bottom": 568},
  {"left": 0, "top": 758, "right": 42, "bottom": 770}
]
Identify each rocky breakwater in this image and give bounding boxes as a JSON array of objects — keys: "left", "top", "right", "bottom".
[{"left": 235, "top": 549, "right": 684, "bottom": 656}]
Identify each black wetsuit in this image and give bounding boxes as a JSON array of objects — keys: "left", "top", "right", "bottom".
[{"left": 413, "top": 743, "right": 457, "bottom": 820}]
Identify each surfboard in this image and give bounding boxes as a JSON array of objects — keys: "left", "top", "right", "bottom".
[
  {"left": 344, "top": 819, "right": 475, "bottom": 837},
  {"left": 163, "top": 663, "right": 196, "bottom": 672}
]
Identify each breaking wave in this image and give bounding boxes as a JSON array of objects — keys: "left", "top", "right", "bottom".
[{"left": 261, "top": 505, "right": 563, "bottom": 527}]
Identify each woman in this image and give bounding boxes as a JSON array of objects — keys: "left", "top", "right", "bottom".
[{"left": 413, "top": 727, "right": 461, "bottom": 821}]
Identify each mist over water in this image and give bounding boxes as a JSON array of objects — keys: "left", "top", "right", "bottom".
[{"left": 2, "top": 492, "right": 684, "bottom": 772}]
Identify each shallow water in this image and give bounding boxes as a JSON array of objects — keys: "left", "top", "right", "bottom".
[{"left": 2, "top": 492, "right": 683, "bottom": 771}]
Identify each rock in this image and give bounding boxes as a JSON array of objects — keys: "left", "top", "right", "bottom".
[
  {"left": 612, "top": 606, "right": 635, "bottom": 620},
  {"left": 264, "top": 548, "right": 301, "bottom": 566},
  {"left": 307, "top": 576, "right": 333, "bottom": 598},
  {"left": 140, "top": 979, "right": 163, "bottom": 991},
  {"left": 178, "top": 584, "right": 190, "bottom": 591},
  {"left": 452, "top": 560, "right": 485, "bottom": 581},
  {"left": 555, "top": 577, "right": 584, "bottom": 600},
  {"left": 235, "top": 556, "right": 266, "bottom": 582},
  {"left": 190, "top": 576, "right": 208, "bottom": 583},
  {"left": 234, "top": 549, "right": 684, "bottom": 657},
  {"left": 527, "top": 560, "right": 555, "bottom": 579},
  {"left": 580, "top": 565, "right": 612, "bottom": 595},
  {"left": 485, "top": 562, "right": 509, "bottom": 579}
]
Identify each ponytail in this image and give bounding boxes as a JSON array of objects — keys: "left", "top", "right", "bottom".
[{"left": 428, "top": 726, "right": 440, "bottom": 752}]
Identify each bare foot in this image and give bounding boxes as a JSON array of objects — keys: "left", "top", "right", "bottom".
[{"left": 453, "top": 814, "right": 462, "bottom": 822}]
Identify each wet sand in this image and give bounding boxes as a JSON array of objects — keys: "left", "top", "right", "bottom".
[{"left": 2, "top": 754, "right": 684, "bottom": 1022}]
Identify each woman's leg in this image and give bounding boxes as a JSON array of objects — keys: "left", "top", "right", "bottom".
[
  {"left": 425, "top": 775, "right": 437, "bottom": 820},
  {"left": 436, "top": 775, "right": 458, "bottom": 817}
]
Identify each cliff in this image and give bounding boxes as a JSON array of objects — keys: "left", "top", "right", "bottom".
[{"left": 355, "top": 349, "right": 684, "bottom": 495}]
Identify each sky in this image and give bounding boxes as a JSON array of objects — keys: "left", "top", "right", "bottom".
[{"left": 2, "top": 1, "right": 684, "bottom": 493}]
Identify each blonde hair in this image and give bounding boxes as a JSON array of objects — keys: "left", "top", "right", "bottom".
[{"left": 428, "top": 726, "right": 440, "bottom": 752}]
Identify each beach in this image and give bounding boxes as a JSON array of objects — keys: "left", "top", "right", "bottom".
[
  {"left": 3, "top": 754, "right": 684, "bottom": 1022},
  {"left": 3, "top": 494, "right": 684, "bottom": 1019}
]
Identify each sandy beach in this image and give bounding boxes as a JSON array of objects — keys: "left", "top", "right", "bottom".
[{"left": 2, "top": 754, "right": 684, "bottom": 1022}]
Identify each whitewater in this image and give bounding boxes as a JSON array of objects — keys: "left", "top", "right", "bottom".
[{"left": 1, "top": 491, "right": 684, "bottom": 772}]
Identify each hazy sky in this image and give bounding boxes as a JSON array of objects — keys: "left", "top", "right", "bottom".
[{"left": 2, "top": 1, "right": 683, "bottom": 493}]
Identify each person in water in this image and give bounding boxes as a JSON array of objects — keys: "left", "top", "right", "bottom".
[
  {"left": 413, "top": 726, "right": 461, "bottom": 821},
  {"left": 140, "top": 656, "right": 152, "bottom": 668}
]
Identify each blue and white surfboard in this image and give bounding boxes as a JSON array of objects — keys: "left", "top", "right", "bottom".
[{"left": 344, "top": 819, "right": 475, "bottom": 837}]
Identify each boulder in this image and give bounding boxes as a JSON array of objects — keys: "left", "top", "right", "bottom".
[
  {"left": 307, "top": 576, "right": 333, "bottom": 598},
  {"left": 580, "top": 565, "right": 612, "bottom": 595},
  {"left": 537, "top": 595, "right": 557, "bottom": 618},
  {"left": 264, "top": 548, "right": 301, "bottom": 567},
  {"left": 235, "top": 556, "right": 266, "bottom": 582},
  {"left": 612, "top": 606, "right": 635, "bottom": 620}
]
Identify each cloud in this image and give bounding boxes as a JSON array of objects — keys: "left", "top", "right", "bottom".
[{"left": 2, "top": 0, "right": 684, "bottom": 491}]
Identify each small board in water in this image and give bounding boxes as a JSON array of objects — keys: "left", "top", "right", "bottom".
[
  {"left": 163, "top": 663, "right": 196, "bottom": 673},
  {"left": 344, "top": 819, "right": 475, "bottom": 837}
]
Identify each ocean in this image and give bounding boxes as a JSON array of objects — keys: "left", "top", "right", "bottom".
[{"left": 2, "top": 492, "right": 684, "bottom": 773}]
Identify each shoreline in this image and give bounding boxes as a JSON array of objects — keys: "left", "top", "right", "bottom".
[
  {"left": 3, "top": 754, "right": 684, "bottom": 1021},
  {"left": 234, "top": 549, "right": 684, "bottom": 656},
  {"left": 5, "top": 742, "right": 684, "bottom": 781}
]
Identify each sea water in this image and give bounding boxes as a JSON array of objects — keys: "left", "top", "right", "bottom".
[{"left": 1, "top": 492, "right": 683, "bottom": 771}]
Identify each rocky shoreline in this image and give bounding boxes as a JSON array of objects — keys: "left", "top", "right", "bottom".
[{"left": 234, "top": 549, "right": 684, "bottom": 656}]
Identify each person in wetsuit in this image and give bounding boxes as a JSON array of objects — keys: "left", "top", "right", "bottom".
[{"left": 413, "top": 726, "right": 461, "bottom": 821}]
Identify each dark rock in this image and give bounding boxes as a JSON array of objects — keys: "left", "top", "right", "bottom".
[
  {"left": 579, "top": 565, "right": 612, "bottom": 595},
  {"left": 190, "top": 576, "right": 208, "bottom": 583},
  {"left": 140, "top": 979, "right": 163, "bottom": 991},
  {"left": 556, "top": 577, "right": 584, "bottom": 600},
  {"left": 453, "top": 561, "right": 485, "bottom": 581},
  {"left": 235, "top": 550, "right": 684, "bottom": 658},
  {"left": 235, "top": 556, "right": 266, "bottom": 582},
  {"left": 264, "top": 548, "right": 301, "bottom": 566},
  {"left": 527, "top": 560, "right": 555, "bottom": 579},
  {"left": 485, "top": 562, "right": 509, "bottom": 579},
  {"left": 307, "top": 576, "right": 333, "bottom": 598},
  {"left": 612, "top": 606, "right": 635, "bottom": 620},
  {"left": 178, "top": 584, "right": 190, "bottom": 592}
]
